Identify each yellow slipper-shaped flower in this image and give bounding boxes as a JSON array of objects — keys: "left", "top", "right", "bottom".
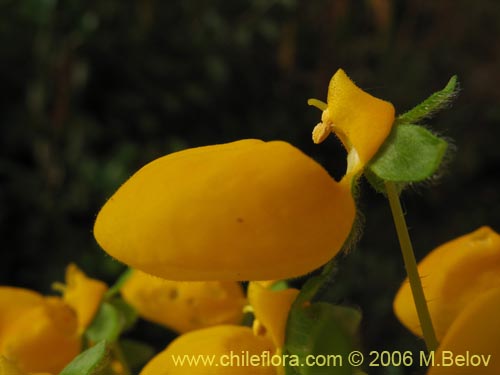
[
  {"left": 121, "top": 269, "right": 246, "bottom": 333},
  {"left": 309, "top": 69, "right": 395, "bottom": 179},
  {"left": 94, "top": 139, "right": 355, "bottom": 281},
  {"left": 53, "top": 263, "right": 108, "bottom": 334},
  {"left": 427, "top": 287, "right": 500, "bottom": 375},
  {"left": 394, "top": 226, "right": 500, "bottom": 341},
  {"left": 0, "top": 296, "right": 80, "bottom": 374},
  {"left": 0, "top": 288, "right": 43, "bottom": 335}
]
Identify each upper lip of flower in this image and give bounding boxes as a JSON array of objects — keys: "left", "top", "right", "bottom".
[{"left": 309, "top": 68, "right": 395, "bottom": 179}]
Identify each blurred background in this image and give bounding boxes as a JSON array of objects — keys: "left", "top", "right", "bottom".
[{"left": 1, "top": 0, "right": 499, "bottom": 374}]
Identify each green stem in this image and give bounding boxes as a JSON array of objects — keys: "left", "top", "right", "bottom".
[{"left": 385, "top": 181, "right": 438, "bottom": 352}]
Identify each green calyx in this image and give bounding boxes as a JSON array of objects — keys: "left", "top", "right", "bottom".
[{"left": 366, "top": 75, "right": 459, "bottom": 192}]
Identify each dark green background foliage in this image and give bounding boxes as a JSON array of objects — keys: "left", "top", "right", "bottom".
[{"left": 1, "top": 1, "right": 499, "bottom": 374}]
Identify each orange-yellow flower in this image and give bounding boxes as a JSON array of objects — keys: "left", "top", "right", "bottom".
[
  {"left": 121, "top": 269, "right": 246, "bottom": 333},
  {"left": 309, "top": 69, "right": 395, "bottom": 178},
  {"left": 0, "top": 289, "right": 80, "bottom": 374},
  {"left": 247, "top": 282, "right": 299, "bottom": 349},
  {"left": 53, "top": 263, "right": 108, "bottom": 333},
  {"left": 0, "top": 355, "right": 52, "bottom": 375},
  {"left": 140, "top": 325, "right": 276, "bottom": 375},
  {"left": 426, "top": 287, "right": 500, "bottom": 375},
  {"left": 0, "top": 264, "right": 107, "bottom": 373},
  {"left": 94, "top": 139, "right": 355, "bottom": 281},
  {"left": 394, "top": 226, "right": 500, "bottom": 341},
  {"left": 0, "top": 288, "right": 43, "bottom": 335},
  {"left": 139, "top": 283, "right": 298, "bottom": 374}
]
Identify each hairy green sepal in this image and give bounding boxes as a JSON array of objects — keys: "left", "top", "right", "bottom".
[
  {"left": 367, "top": 124, "right": 447, "bottom": 184},
  {"left": 366, "top": 75, "right": 458, "bottom": 191},
  {"left": 284, "top": 267, "right": 361, "bottom": 375},
  {"left": 398, "top": 75, "right": 458, "bottom": 124}
]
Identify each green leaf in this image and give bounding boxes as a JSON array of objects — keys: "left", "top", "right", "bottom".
[
  {"left": 329, "top": 306, "right": 362, "bottom": 337},
  {"left": 109, "top": 297, "right": 138, "bottom": 331},
  {"left": 398, "top": 75, "right": 459, "bottom": 124},
  {"left": 85, "top": 298, "right": 137, "bottom": 343},
  {"left": 364, "top": 169, "right": 406, "bottom": 195},
  {"left": 285, "top": 302, "right": 356, "bottom": 375},
  {"left": 284, "top": 262, "right": 358, "bottom": 375},
  {"left": 294, "top": 275, "right": 326, "bottom": 306},
  {"left": 269, "top": 280, "right": 289, "bottom": 291},
  {"left": 85, "top": 303, "right": 122, "bottom": 343},
  {"left": 59, "top": 340, "right": 109, "bottom": 375},
  {"left": 367, "top": 124, "right": 447, "bottom": 183},
  {"left": 363, "top": 168, "right": 386, "bottom": 193}
]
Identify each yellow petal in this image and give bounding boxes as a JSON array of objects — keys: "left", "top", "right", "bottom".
[
  {"left": 0, "top": 355, "right": 27, "bottom": 375},
  {"left": 0, "top": 288, "right": 44, "bottom": 341},
  {"left": 0, "top": 356, "right": 52, "bottom": 375},
  {"left": 94, "top": 140, "right": 355, "bottom": 281},
  {"left": 0, "top": 297, "right": 80, "bottom": 374},
  {"left": 315, "top": 69, "right": 395, "bottom": 176},
  {"left": 140, "top": 325, "right": 276, "bottom": 375},
  {"left": 427, "top": 287, "right": 500, "bottom": 375},
  {"left": 60, "top": 264, "right": 108, "bottom": 333},
  {"left": 247, "top": 282, "right": 299, "bottom": 348},
  {"left": 394, "top": 226, "right": 500, "bottom": 341},
  {"left": 121, "top": 270, "right": 246, "bottom": 333}
]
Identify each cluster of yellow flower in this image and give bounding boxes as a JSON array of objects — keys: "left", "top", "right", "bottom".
[
  {"left": 0, "top": 268, "right": 297, "bottom": 374},
  {"left": 2, "top": 70, "right": 498, "bottom": 375},
  {"left": 0, "top": 264, "right": 106, "bottom": 374}
]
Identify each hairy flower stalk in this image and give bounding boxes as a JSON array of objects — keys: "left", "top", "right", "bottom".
[{"left": 385, "top": 181, "right": 438, "bottom": 351}]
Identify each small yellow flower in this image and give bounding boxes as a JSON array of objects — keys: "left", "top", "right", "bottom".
[
  {"left": 309, "top": 69, "right": 395, "bottom": 178},
  {"left": 0, "top": 293, "right": 80, "bottom": 374},
  {"left": 94, "top": 139, "right": 355, "bottom": 281},
  {"left": 247, "top": 282, "right": 299, "bottom": 349},
  {"left": 53, "top": 263, "right": 108, "bottom": 333},
  {"left": 121, "top": 269, "right": 246, "bottom": 333},
  {"left": 394, "top": 226, "right": 500, "bottom": 341},
  {"left": 426, "top": 287, "right": 500, "bottom": 375}
]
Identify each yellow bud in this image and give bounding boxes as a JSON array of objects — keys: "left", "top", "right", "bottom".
[
  {"left": 121, "top": 270, "right": 246, "bottom": 333},
  {"left": 94, "top": 140, "right": 355, "bottom": 281},
  {"left": 394, "top": 226, "right": 500, "bottom": 341}
]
